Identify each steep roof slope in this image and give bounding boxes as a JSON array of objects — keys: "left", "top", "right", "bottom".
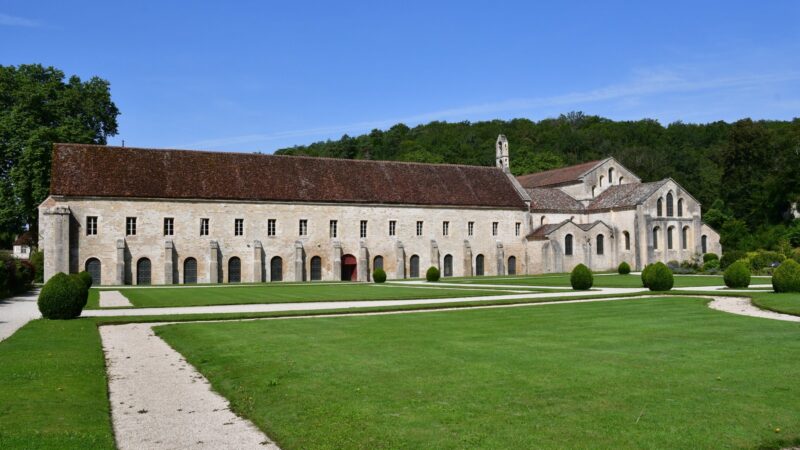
[
  {"left": 49, "top": 144, "right": 528, "bottom": 209},
  {"left": 586, "top": 180, "right": 669, "bottom": 210},
  {"left": 527, "top": 188, "right": 585, "bottom": 211},
  {"left": 516, "top": 160, "right": 603, "bottom": 188}
]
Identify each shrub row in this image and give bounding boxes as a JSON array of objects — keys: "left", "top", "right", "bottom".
[
  {"left": 0, "top": 255, "right": 36, "bottom": 298},
  {"left": 37, "top": 271, "right": 91, "bottom": 319}
]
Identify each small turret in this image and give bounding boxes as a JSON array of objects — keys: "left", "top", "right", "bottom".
[{"left": 496, "top": 134, "right": 509, "bottom": 172}]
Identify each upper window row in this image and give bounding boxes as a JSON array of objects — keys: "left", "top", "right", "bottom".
[{"left": 656, "top": 193, "right": 685, "bottom": 218}]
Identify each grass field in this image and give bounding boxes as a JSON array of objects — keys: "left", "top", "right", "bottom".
[
  {"left": 752, "top": 292, "right": 800, "bottom": 316},
  {"left": 87, "top": 283, "right": 548, "bottom": 309},
  {"left": 0, "top": 320, "right": 115, "bottom": 449},
  {"left": 156, "top": 297, "right": 800, "bottom": 449},
  {"left": 447, "top": 273, "right": 775, "bottom": 288}
]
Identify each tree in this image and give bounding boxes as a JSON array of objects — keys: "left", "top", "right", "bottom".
[
  {"left": 0, "top": 64, "right": 119, "bottom": 233},
  {"left": 719, "top": 119, "right": 770, "bottom": 228}
]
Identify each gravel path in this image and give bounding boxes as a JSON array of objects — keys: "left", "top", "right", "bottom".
[
  {"left": 0, "top": 290, "right": 40, "bottom": 342},
  {"left": 707, "top": 296, "right": 800, "bottom": 322},
  {"left": 101, "top": 323, "right": 278, "bottom": 450},
  {"left": 99, "top": 290, "right": 133, "bottom": 307}
]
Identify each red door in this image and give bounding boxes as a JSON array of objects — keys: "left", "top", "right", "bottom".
[{"left": 342, "top": 254, "right": 357, "bottom": 281}]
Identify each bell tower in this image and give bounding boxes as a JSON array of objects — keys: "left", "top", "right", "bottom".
[{"left": 496, "top": 134, "right": 509, "bottom": 173}]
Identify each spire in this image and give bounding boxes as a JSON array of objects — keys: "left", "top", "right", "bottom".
[{"left": 496, "top": 134, "right": 509, "bottom": 173}]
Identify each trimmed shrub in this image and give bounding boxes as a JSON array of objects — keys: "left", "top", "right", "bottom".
[
  {"left": 3, "top": 259, "right": 19, "bottom": 295},
  {"left": 372, "top": 268, "right": 387, "bottom": 283},
  {"left": 702, "top": 259, "right": 720, "bottom": 272},
  {"left": 78, "top": 270, "right": 93, "bottom": 289},
  {"left": 570, "top": 264, "right": 593, "bottom": 290},
  {"left": 703, "top": 253, "right": 719, "bottom": 263},
  {"left": 723, "top": 261, "right": 751, "bottom": 288},
  {"left": 772, "top": 259, "right": 800, "bottom": 293},
  {"left": 645, "top": 262, "right": 674, "bottom": 291},
  {"left": 618, "top": 261, "right": 631, "bottom": 275},
  {"left": 720, "top": 251, "right": 745, "bottom": 269},
  {"left": 70, "top": 273, "right": 90, "bottom": 307},
  {"left": 29, "top": 250, "right": 44, "bottom": 283},
  {"left": 0, "top": 260, "right": 8, "bottom": 297},
  {"left": 426, "top": 266, "right": 440, "bottom": 282},
  {"left": 17, "top": 260, "right": 36, "bottom": 290},
  {"left": 37, "top": 272, "right": 87, "bottom": 319},
  {"left": 641, "top": 264, "right": 653, "bottom": 288}
]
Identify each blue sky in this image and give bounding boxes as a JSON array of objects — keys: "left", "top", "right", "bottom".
[{"left": 1, "top": 1, "right": 799, "bottom": 152}]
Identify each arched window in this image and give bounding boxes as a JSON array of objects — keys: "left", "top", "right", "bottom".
[
  {"left": 623, "top": 231, "right": 630, "bottom": 251},
  {"left": 599, "top": 175, "right": 604, "bottom": 187},
  {"left": 508, "top": 256, "right": 517, "bottom": 275},
  {"left": 667, "top": 226, "right": 674, "bottom": 250},
  {"left": 596, "top": 234, "right": 604, "bottom": 255},
  {"left": 540, "top": 216, "right": 547, "bottom": 226},
  {"left": 136, "top": 258, "right": 151, "bottom": 285},
  {"left": 619, "top": 176, "right": 624, "bottom": 185},
  {"left": 701, "top": 235, "right": 708, "bottom": 254},
  {"left": 86, "top": 258, "right": 101, "bottom": 285},
  {"left": 657, "top": 198, "right": 663, "bottom": 217},
  {"left": 608, "top": 168, "right": 615, "bottom": 184},
  {"left": 666, "top": 192, "right": 674, "bottom": 217},
  {"left": 409, "top": 255, "right": 420, "bottom": 278},
  {"left": 228, "top": 257, "right": 241, "bottom": 283},
  {"left": 443, "top": 254, "right": 453, "bottom": 277},
  {"left": 682, "top": 226, "right": 689, "bottom": 250},
  {"left": 270, "top": 256, "right": 283, "bottom": 281},
  {"left": 475, "top": 254, "right": 484, "bottom": 276},
  {"left": 565, "top": 234, "right": 573, "bottom": 256},
  {"left": 653, "top": 227, "right": 660, "bottom": 250},
  {"left": 373, "top": 255, "right": 383, "bottom": 271},
  {"left": 183, "top": 258, "right": 197, "bottom": 284},
  {"left": 592, "top": 186, "right": 596, "bottom": 197},
  {"left": 677, "top": 199, "right": 684, "bottom": 217},
  {"left": 310, "top": 256, "right": 322, "bottom": 281}
]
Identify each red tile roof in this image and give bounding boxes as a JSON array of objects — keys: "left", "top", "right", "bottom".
[
  {"left": 50, "top": 144, "right": 528, "bottom": 209},
  {"left": 527, "top": 188, "right": 585, "bottom": 211},
  {"left": 13, "top": 231, "right": 36, "bottom": 246},
  {"left": 586, "top": 180, "right": 668, "bottom": 210},
  {"left": 516, "top": 160, "right": 602, "bottom": 188}
]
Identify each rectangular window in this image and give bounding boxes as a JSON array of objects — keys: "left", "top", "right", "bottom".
[
  {"left": 442, "top": 221, "right": 449, "bottom": 236},
  {"left": 360, "top": 220, "right": 367, "bottom": 238},
  {"left": 234, "top": 218, "right": 244, "bottom": 236},
  {"left": 329, "top": 220, "right": 338, "bottom": 238},
  {"left": 416, "top": 221, "right": 423, "bottom": 236},
  {"left": 468, "top": 221, "right": 474, "bottom": 237},
  {"left": 163, "top": 217, "right": 174, "bottom": 236},
  {"left": 86, "top": 216, "right": 98, "bottom": 235},
  {"left": 492, "top": 222, "right": 498, "bottom": 236},
  {"left": 389, "top": 220, "right": 396, "bottom": 236},
  {"left": 126, "top": 217, "right": 137, "bottom": 236},
  {"left": 515, "top": 222, "right": 521, "bottom": 236},
  {"left": 200, "top": 218, "right": 209, "bottom": 236},
  {"left": 299, "top": 219, "right": 308, "bottom": 236},
  {"left": 267, "top": 219, "right": 276, "bottom": 237}
]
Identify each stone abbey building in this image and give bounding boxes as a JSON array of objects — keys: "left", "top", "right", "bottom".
[{"left": 39, "top": 136, "right": 720, "bottom": 285}]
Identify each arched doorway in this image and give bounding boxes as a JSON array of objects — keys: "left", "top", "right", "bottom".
[
  {"left": 184, "top": 258, "right": 197, "bottom": 284},
  {"left": 85, "top": 258, "right": 101, "bottom": 285},
  {"left": 443, "top": 254, "right": 453, "bottom": 277},
  {"left": 409, "top": 255, "right": 420, "bottom": 278},
  {"left": 508, "top": 256, "right": 516, "bottom": 275},
  {"left": 136, "top": 258, "right": 151, "bottom": 285},
  {"left": 475, "top": 254, "right": 484, "bottom": 276},
  {"left": 270, "top": 256, "right": 283, "bottom": 281},
  {"left": 228, "top": 257, "right": 241, "bottom": 283},
  {"left": 310, "top": 256, "right": 322, "bottom": 281},
  {"left": 342, "top": 254, "right": 357, "bottom": 281},
  {"left": 373, "top": 255, "right": 383, "bottom": 271}
]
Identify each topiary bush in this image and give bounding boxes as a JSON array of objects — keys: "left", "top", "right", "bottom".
[
  {"left": 426, "top": 266, "right": 440, "bottom": 282},
  {"left": 720, "top": 251, "right": 746, "bottom": 269},
  {"left": 570, "top": 264, "right": 593, "bottom": 290},
  {"left": 618, "top": 261, "right": 631, "bottom": 275},
  {"left": 772, "top": 259, "right": 800, "bottom": 293},
  {"left": 702, "top": 259, "right": 720, "bottom": 272},
  {"left": 703, "top": 253, "right": 719, "bottom": 263},
  {"left": 372, "top": 268, "right": 386, "bottom": 283},
  {"left": 17, "top": 260, "right": 36, "bottom": 290},
  {"left": 723, "top": 261, "right": 751, "bottom": 288},
  {"left": 645, "top": 262, "right": 674, "bottom": 291},
  {"left": 78, "top": 270, "right": 93, "bottom": 289},
  {"left": 641, "top": 264, "right": 652, "bottom": 288},
  {"left": 70, "top": 273, "right": 90, "bottom": 308},
  {"left": 37, "top": 272, "right": 87, "bottom": 319}
]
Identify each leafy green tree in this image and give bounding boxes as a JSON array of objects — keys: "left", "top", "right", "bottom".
[
  {"left": 719, "top": 119, "right": 770, "bottom": 228},
  {"left": 0, "top": 64, "right": 119, "bottom": 233}
]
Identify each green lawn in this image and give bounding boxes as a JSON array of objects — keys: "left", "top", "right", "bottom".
[
  {"left": 88, "top": 283, "right": 545, "bottom": 309},
  {"left": 751, "top": 291, "right": 800, "bottom": 316},
  {"left": 156, "top": 297, "right": 800, "bottom": 449},
  {"left": 0, "top": 319, "right": 115, "bottom": 449},
  {"left": 447, "top": 273, "right": 765, "bottom": 288}
]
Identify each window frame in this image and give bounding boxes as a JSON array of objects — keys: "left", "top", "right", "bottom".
[
  {"left": 389, "top": 220, "right": 396, "bottom": 236},
  {"left": 492, "top": 222, "right": 498, "bottom": 236},
  {"left": 163, "top": 217, "right": 174, "bottom": 236},
  {"left": 442, "top": 221, "right": 449, "bottom": 236},
  {"left": 299, "top": 219, "right": 308, "bottom": 236},
  {"left": 360, "top": 220, "right": 367, "bottom": 238},
  {"left": 86, "top": 216, "right": 98, "bottom": 236},
  {"left": 468, "top": 221, "right": 474, "bottom": 237},
  {"left": 330, "top": 220, "right": 338, "bottom": 238},
  {"left": 416, "top": 221, "right": 423, "bottom": 236},
  {"left": 234, "top": 218, "right": 244, "bottom": 236},
  {"left": 126, "top": 217, "right": 137, "bottom": 236},
  {"left": 267, "top": 219, "right": 276, "bottom": 237},
  {"left": 200, "top": 218, "right": 209, "bottom": 236}
]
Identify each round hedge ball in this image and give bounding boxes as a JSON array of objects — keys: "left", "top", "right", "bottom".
[
  {"left": 570, "top": 264, "right": 593, "bottom": 290},
  {"left": 426, "top": 266, "right": 441, "bottom": 282},
  {"left": 78, "top": 270, "right": 93, "bottom": 289},
  {"left": 37, "top": 272, "right": 86, "bottom": 320},
  {"left": 618, "top": 261, "right": 631, "bottom": 275},
  {"left": 772, "top": 259, "right": 800, "bottom": 293},
  {"left": 372, "top": 268, "right": 387, "bottom": 283},
  {"left": 723, "top": 261, "right": 751, "bottom": 288},
  {"left": 645, "top": 262, "right": 674, "bottom": 291},
  {"left": 641, "top": 264, "right": 652, "bottom": 288}
]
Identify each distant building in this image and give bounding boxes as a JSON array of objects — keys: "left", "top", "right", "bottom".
[
  {"left": 39, "top": 137, "right": 720, "bottom": 285},
  {"left": 12, "top": 231, "right": 36, "bottom": 260}
]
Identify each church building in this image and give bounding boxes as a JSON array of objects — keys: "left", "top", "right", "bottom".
[{"left": 39, "top": 136, "right": 720, "bottom": 285}]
